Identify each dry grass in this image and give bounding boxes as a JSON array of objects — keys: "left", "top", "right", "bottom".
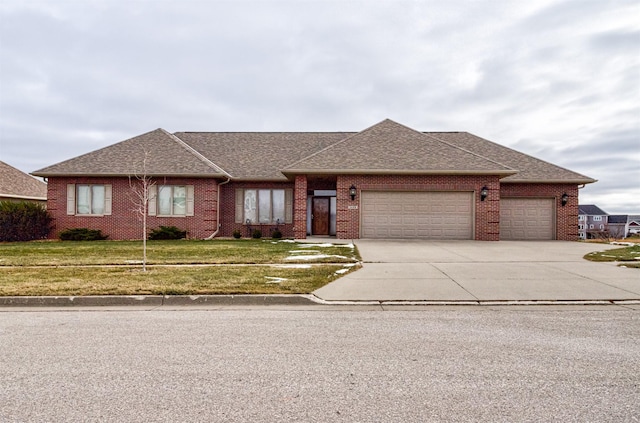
[{"left": 0, "top": 239, "right": 361, "bottom": 296}]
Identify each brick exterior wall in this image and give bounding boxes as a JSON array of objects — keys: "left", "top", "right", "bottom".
[
  {"left": 46, "top": 176, "right": 581, "bottom": 241},
  {"left": 47, "top": 177, "right": 218, "bottom": 240},
  {"left": 500, "top": 183, "right": 579, "bottom": 241},
  {"left": 218, "top": 180, "right": 296, "bottom": 238}
]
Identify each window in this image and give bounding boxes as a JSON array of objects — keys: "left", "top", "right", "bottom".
[
  {"left": 600, "top": 224, "right": 604, "bottom": 230},
  {"left": 67, "top": 184, "right": 112, "bottom": 216},
  {"left": 590, "top": 224, "right": 594, "bottom": 229},
  {"left": 149, "top": 185, "right": 194, "bottom": 216},
  {"left": 236, "top": 188, "right": 292, "bottom": 224},
  {"left": 578, "top": 224, "right": 584, "bottom": 230},
  {"left": 578, "top": 215, "right": 585, "bottom": 221},
  {"left": 594, "top": 216, "right": 602, "bottom": 221},
  {"left": 158, "top": 185, "right": 186, "bottom": 216}
]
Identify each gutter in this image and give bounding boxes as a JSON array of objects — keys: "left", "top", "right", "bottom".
[{"left": 205, "top": 177, "right": 231, "bottom": 240}]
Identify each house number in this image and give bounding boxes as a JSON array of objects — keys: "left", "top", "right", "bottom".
[{"left": 348, "top": 205, "right": 359, "bottom": 210}]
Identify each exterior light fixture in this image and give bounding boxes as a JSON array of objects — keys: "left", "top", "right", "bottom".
[
  {"left": 480, "top": 186, "right": 489, "bottom": 201},
  {"left": 561, "top": 193, "right": 569, "bottom": 207},
  {"left": 349, "top": 185, "right": 357, "bottom": 201}
]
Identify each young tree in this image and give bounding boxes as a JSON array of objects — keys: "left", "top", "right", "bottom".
[{"left": 129, "top": 152, "right": 156, "bottom": 272}]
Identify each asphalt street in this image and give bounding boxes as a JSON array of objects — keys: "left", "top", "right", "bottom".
[{"left": 1, "top": 307, "right": 639, "bottom": 422}]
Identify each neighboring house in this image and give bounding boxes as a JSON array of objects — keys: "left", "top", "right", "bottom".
[
  {"left": 33, "top": 119, "right": 595, "bottom": 241},
  {"left": 608, "top": 214, "right": 640, "bottom": 238},
  {"left": 578, "top": 204, "right": 609, "bottom": 239},
  {"left": 0, "top": 161, "right": 47, "bottom": 205}
]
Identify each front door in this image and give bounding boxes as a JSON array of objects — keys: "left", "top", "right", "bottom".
[{"left": 312, "top": 197, "right": 330, "bottom": 235}]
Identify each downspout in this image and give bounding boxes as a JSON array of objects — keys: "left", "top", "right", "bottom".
[{"left": 205, "top": 177, "right": 231, "bottom": 240}]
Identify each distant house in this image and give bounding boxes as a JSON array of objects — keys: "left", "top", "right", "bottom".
[
  {"left": 578, "top": 204, "right": 609, "bottom": 239},
  {"left": 33, "top": 119, "right": 596, "bottom": 241},
  {"left": 608, "top": 214, "right": 640, "bottom": 238},
  {"left": 0, "top": 161, "right": 47, "bottom": 205}
]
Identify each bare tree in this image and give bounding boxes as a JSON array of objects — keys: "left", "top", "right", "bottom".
[{"left": 129, "top": 152, "right": 155, "bottom": 272}]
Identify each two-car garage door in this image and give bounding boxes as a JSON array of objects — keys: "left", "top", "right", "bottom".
[{"left": 361, "top": 191, "right": 474, "bottom": 239}]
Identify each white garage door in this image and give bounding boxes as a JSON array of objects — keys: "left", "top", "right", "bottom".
[
  {"left": 361, "top": 191, "right": 474, "bottom": 239},
  {"left": 500, "top": 198, "right": 554, "bottom": 240}
]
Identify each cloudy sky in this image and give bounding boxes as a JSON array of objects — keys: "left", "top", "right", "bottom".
[{"left": 1, "top": 0, "right": 638, "bottom": 213}]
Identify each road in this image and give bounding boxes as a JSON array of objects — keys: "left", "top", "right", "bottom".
[{"left": 1, "top": 306, "right": 639, "bottom": 422}]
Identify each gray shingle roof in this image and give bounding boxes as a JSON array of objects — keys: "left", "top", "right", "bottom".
[
  {"left": 32, "top": 119, "right": 596, "bottom": 184},
  {"left": 33, "top": 129, "right": 227, "bottom": 177},
  {"left": 432, "top": 132, "right": 596, "bottom": 183},
  {"left": 608, "top": 215, "right": 628, "bottom": 224},
  {"left": 0, "top": 161, "right": 47, "bottom": 200},
  {"left": 579, "top": 204, "right": 609, "bottom": 215},
  {"left": 176, "top": 132, "right": 351, "bottom": 180},
  {"left": 284, "top": 120, "right": 517, "bottom": 176}
]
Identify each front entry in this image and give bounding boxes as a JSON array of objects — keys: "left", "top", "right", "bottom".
[{"left": 312, "top": 197, "right": 330, "bottom": 235}]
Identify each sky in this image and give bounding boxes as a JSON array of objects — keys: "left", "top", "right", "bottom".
[{"left": 1, "top": 0, "right": 638, "bottom": 213}]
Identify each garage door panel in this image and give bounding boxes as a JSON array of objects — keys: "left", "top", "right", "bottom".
[
  {"left": 501, "top": 198, "right": 554, "bottom": 240},
  {"left": 361, "top": 191, "right": 473, "bottom": 239}
]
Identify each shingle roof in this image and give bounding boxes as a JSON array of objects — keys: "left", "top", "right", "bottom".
[
  {"left": 176, "top": 132, "right": 351, "bottom": 180},
  {"left": 608, "top": 215, "right": 628, "bottom": 224},
  {"left": 33, "top": 129, "right": 227, "bottom": 177},
  {"left": 579, "top": 204, "right": 609, "bottom": 215},
  {"left": 32, "top": 119, "right": 596, "bottom": 184},
  {"left": 432, "top": 132, "right": 596, "bottom": 183},
  {"left": 283, "top": 119, "right": 517, "bottom": 176},
  {"left": 0, "top": 161, "right": 47, "bottom": 200}
]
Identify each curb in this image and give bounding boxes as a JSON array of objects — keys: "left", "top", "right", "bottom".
[
  {"left": 0, "top": 294, "right": 320, "bottom": 307},
  {"left": 0, "top": 295, "right": 638, "bottom": 308}
]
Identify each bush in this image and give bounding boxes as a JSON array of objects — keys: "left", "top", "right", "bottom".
[
  {"left": 271, "top": 229, "right": 282, "bottom": 239},
  {"left": 59, "top": 228, "right": 108, "bottom": 241},
  {"left": 252, "top": 229, "right": 262, "bottom": 239},
  {"left": 148, "top": 226, "right": 187, "bottom": 240},
  {"left": 233, "top": 230, "right": 242, "bottom": 239},
  {"left": 0, "top": 201, "right": 52, "bottom": 242}
]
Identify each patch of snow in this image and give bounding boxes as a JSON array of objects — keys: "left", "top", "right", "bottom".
[
  {"left": 265, "top": 276, "right": 288, "bottom": 284},
  {"left": 285, "top": 254, "right": 350, "bottom": 261},
  {"left": 271, "top": 264, "right": 312, "bottom": 269},
  {"left": 277, "top": 239, "right": 296, "bottom": 243},
  {"left": 299, "top": 243, "right": 335, "bottom": 248},
  {"left": 288, "top": 250, "right": 321, "bottom": 254},
  {"left": 334, "top": 268, "right": 350, "bottom": 275},
  {"left": 125, "top": 260, "right": 144, "bottom": 264},
  {"left": 611, "top": 242, "right": 634, "bottom": 246}
]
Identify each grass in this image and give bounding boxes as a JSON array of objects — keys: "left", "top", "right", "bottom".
[
  {"left": 0, "top": 239, "right": 361, "bottom": 296},
  {"left": 584, "top": 243, "right": 640, "bottom": 268}
]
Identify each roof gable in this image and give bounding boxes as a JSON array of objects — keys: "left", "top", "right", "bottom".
[
  {"left": 0, "top": 161, "right": 47, "bottom": 200},
  {"left": 33, "top": 129, "right": 227, "bottom": 177},
  {"left": 283, "top": 119, "right": 516, "bottom": 176}
]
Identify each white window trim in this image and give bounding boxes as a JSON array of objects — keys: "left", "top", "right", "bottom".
[
  {"left": 66, "top": 184, "right": 112, "bottom": 216},
  {"left": 148, "top": 185, "right": 194, "bottom": 217}
]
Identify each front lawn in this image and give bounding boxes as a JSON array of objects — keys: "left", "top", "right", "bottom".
[
  {"left": 0, "top": 239, "right": 361, "bottom": 295},
  {"left": 584, "top": 243, "right": 640, "bottom": 268}
]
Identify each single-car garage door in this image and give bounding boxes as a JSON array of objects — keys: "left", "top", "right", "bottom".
[
  {"left": 361, "top": 191, "right": 474, "bottom": 239},
  {"left": 500, "top": 198, "right": 554, "bottom": 240}
]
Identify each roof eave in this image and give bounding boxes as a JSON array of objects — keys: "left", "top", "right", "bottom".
[
  {"left": 0, "top": 194, "right": 47, "bottom": 201},
  {"left": 31, "top": 172, "right": 228, "bottom": 179},
  {"left": 502, "top": 178, "right": 598, "bottom": 184},
  {"left": 282, "top": 169, "right": 518, "bottom": 177}
]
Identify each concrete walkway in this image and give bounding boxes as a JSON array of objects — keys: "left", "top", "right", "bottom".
[{"left": 313, "top": 240, "right": 640, "bottom": 302}]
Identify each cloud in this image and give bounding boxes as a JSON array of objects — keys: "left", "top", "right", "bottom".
[{"left": 1, "top": 0, "right": 638, "bottom": 212}]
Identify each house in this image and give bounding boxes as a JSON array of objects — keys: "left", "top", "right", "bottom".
[
  {"left": 578, "top": 204, "right": 609, "bottom": 239},
  {"left": 608, "top": 215, "right": 640, "bottom": 238},
  {"left": 32, "top": 119, "right": 595, "bottom": 241},
  {"left": 0, "top": 161, "right": 47, "bottom": 205}
]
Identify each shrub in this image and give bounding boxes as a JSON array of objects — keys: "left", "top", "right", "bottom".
[
  {"left": 271, "top": 229, "right": 282, "bottom": 239},
  {"left": 0, "top": 201, "right": 52, "bottom": 242},
  {"left": 233, "top": 230, "right": 242, "bottom": 239},
  {"left": 252, "top": 229, "right": 262, "bottom": 239},
  {"left": 148, "top": 226, "right": 187, "bottom": 240},
  {"left": 59, "top": 228, "right": 108, "bottom": 241}
]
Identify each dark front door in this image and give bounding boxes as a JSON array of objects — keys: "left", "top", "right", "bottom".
[{"left": 312, "top": 197, "right": 330, "bottom": 235}]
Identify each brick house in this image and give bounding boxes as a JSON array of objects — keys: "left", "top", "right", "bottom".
[{"left": 33, "top": 119, "right": 595, "bottom": 241}]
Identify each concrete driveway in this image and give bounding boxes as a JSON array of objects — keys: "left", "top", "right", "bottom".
[{"left": 313, "top": 240, "right": 640, "bottom": 302}]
